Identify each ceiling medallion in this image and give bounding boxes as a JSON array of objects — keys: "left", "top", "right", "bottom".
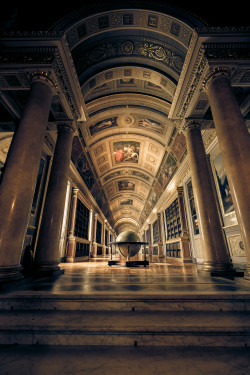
[
  {"left": 122, "top": 41, "right": 134, "bottom": 54},
  {"left": 117, "top": 114, "right": 135, "bottom": 127}
]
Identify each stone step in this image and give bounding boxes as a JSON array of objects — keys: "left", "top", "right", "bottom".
[
  {"left": 1, "top": 293, "right": 250, "bottom": 312},
  {"left": 0, "top": 309, "right": 250, "bottom": 347}
]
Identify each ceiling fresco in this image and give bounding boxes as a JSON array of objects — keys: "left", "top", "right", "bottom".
[{"left": 62, "top": 8, "right": 193, "bottom": 232}]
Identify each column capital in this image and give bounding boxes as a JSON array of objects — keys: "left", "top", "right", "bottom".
[
  {"left": 72, "top": 187, "right": 79, "bottom": 196},
  {"left": 56, "top": 120, "right": 76, "bottom": 134},
  {"left": 31, "top": 71, "right": 57, "bottom": 93},
  {"left": 202, "top": 66, "right": 231, "bottom": 91},
  {"left": 183, "top": 119, "right": 204, "bottom": 132},
  {"left": 177, "top": 186, "right": 184, "bottom": 196}
]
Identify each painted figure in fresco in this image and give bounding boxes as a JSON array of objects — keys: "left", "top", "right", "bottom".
[
  {"left": 114, "top": 147, "right": 125, "bottom": 162},
  {"left": 124, "top": 144, "right": 139, "bottom": 161},
  {"left": 138, "top": 118, "right": 164, "bottom": 134},
  {"left": 118, "top": 180, "right": 135, "bottom": 191},
  {"left": 114, "top": 141, "right": 140, "bottom": 163},
  {"left": 90, "top": 117, "right": 118, "bottom": 136}
]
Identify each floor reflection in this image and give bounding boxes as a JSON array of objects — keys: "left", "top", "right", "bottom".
[{"left": 8, "top": 257, "right": 249, "bottom": 295}]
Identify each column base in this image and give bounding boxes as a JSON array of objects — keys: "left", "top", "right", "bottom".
[
  {"left": 92, "top": 243, "right": 97, "bottom": 258},
  {"left": 32, "top": 263, "right": 64, "bottom": 279},
  {"left": 242, "top": 264, "right": 250, "bottom": 281},
  {"left": 202, "top": 260, "right": 239, "bottom": 277},
  {"left": 0, "top": 265, "right": 24, "bottom": 284},
  {"left": 182, "top": 258, "right": 193, "bottom": 264},
  {"left": 65, "top": 257, "right": 74, "bottom": 263}
]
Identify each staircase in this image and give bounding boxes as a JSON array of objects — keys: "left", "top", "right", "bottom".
[{"left": 0, "top": 293, "right": 250, "bottom": 347}]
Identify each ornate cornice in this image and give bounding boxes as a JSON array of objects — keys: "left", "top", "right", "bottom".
[
  {"left": 0, "top": 33, "right": 85, "bottom": 121},
  {"left": 0, "top": 31, "right": 65, "bottom": 39},
  {"left": 196, "top": 26, "right": 250, "bottom": 34},
  {"left": 203, "top": 42, "right": 250, "bottom": 61}
]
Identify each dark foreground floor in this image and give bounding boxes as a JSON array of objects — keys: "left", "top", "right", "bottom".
[
  {"left": 1, "top": 345, "right": 250, "bottom": 375},
  {"left": 1, "top": 258, "right": 250, "bottom": 374}
]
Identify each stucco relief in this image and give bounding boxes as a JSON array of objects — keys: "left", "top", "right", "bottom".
[{"left": 228, "top": 235, "right": 245, "bottom": 257}]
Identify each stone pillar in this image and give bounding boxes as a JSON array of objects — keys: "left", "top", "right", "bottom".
[
  {"left": 184, "top": 120, "right": 234, "bottom": 274},
  {"left": 177, "top": 187, "right": 192, "bottom": 263},
  {"left": 92, "top": 213, "right": 98, "bottom": 258},
  {"left": 108, "top": 227, "right": 111, "bottom": 255},
  {"left": 33, "top": 121, "right": 75, "bottom": 275},
  {"left": 148, "top": 224, "right": 153, "bottom": 261},
  {"left": 144, "top": 230, "right": 147, "bottom": 258},
  {"left": 0, "top": 73, "right": 55, "bottom": 281},
  {"left": 157, "top": 212, "right": 164, "bottom": 258},
  {"left": 102, "top": 220, "right": 107, "bottom": 256},
  {"left": 204, "top": 67, "right": 250, "bottom": 278},
  {"left": 65, "top": 188, "right": 79, "bottom": 263}
]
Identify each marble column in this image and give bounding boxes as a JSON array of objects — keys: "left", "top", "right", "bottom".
[
  {"left": 157, "top": 213, "right": 164, "bottom": 258},
  {"left": 0, "top": 73, "right": 55, "bottom": 281},
  {"left": 108, "top": 227, "right": 111, "bottom": 255},
  {"left": 92, "top": 213, "right": 98, "bottom": 258},
  {"left": 148, "top": 224, "right": 153, "bottom": 261},
  {"left": 65, "top": 188, "right": 79, "bottom": 263},
  {"left": 184, "top": 120, "right": 234, "bottom": 274},
  {"left": 204, "top": 67, "right": 250, "bottom": 278},
  {"left": 102, "top": 220, "right": 107, "bottom": 256},
  {"left": 177, "top": 187, "right": 192, "bottom": 263},
  {"left": 144, "top": 230, "right": 147, "bottom": 258},
  {"left": 33, "top": 121, "right": 75, "bottom": 275}
]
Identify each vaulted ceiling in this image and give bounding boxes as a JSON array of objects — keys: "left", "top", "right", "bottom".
[{"left": 48, "top": 6, "right": 205, "bottom": 233}]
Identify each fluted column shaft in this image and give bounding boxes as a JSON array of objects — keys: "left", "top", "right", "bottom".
[
  {"left": 205, "top": 68, "right": 250, "bottom": 277},
  {"left": 66, "top": 188, "right": 79, "bottom": 263},
  {"left": 185, "top": 121, "right": 233, "bottom": 273},
  {"left": 33, "top": 122, "right": 75, "bottom": 274},
  {"left": 0, "top": 75, "right": 54, "bottom": 281}
]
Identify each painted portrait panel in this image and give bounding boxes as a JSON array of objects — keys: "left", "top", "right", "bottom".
[
  {"left": 113, "top": 141, "right": 140, "bottom": 163},
  {"left": 89, "top": 117, "right": 118, "bottom": 136},
  {"left": 171, "top": 133, "right": 186, "bottom": 160},
  {"left": 213, "top": 153, "right": 234, "bottom": 215},
  {"left": 118, "top": 180, "right": 135, "bottom": 191},
  {"left": 158, "top": 153, "right": 177, "bottom": 188},
  {"left": 137, "top": 117, "right": 164, "bottom": 134},
  {"left": 71, "top": 136, "right": 83, "bottom": 163},
  {"left": 77, "top": 153, "right": 95, "bottom": 190},
  {"left": 120, "top": 199, "right": 133, "bottom": 206}
]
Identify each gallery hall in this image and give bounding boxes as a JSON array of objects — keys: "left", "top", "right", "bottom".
[{"left": 0, "top": 1, "right": 250, "bottom": 373}]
